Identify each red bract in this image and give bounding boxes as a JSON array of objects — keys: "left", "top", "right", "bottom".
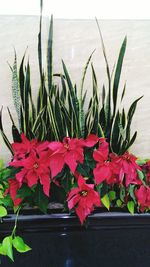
[
  {"left": 10, "top": 151, "right": 51, "bottom": 196},
  {"left": 93, "top": 162, "right": 116, "bottom": 185},
  {"left": 144, "top": 161, "right": 150, "bottom": 184},
  {"left": 12, "top": 133, "right": 49, "bottom": 160},
  {"left": 12, "top": 134, "right": 37, "bottom": 159},
  {"left": 67, "top": 175, "right": 101, "bottom": 224},
  {"left": 6, "top": 179, "right": 22, "bottom": 206},
  {"left": 135, "top": 185, "right": 150, "bottom": 211},
  {"left": 84, "top": 134, "right": 99, "bottom": 147},
  {"left": 93, "top": 139, "right": 116, "bottom": 185},
  {"left": 48, "top": 137, "right": 85, "bottom": 178},
  {"left": 111, "top": 152, "right": 141, "bottom": 187},
  {"left": 93, "top": 138, "right": 109, "bottom": 162}
]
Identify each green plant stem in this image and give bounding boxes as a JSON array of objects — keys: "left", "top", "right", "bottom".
[{"left": 11, "top": 207, "right": 21, "bottom": 238}]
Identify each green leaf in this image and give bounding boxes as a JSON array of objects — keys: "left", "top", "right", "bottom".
[
  {"left": 101, "top": 194, "right": 110, "bottom": 210},
  {"left": 0, "top": 107, "right": 13, "bottom": 154},
  {"left": 137, "top": 169, "right": 146, "bottom": 184},
  {"left": 116, "top": 199, "right": 122, "bottom": 207},
  {"left": 38, "top": 1, "right": 43, "bottom": 84},
  {"left": 128, "top": 184, "right": 136, "bottom": 202},
  {"left": 12, "top": 236, "right": 31, "bottom": 253},
  {"left": 0, "top": 160, "right": 4, "bottom": 170},
  {"left": 136, "top": 159, "right": 147, "bottom": 166},
  {"left": 76, "top": 164, "right": 89, "bottom": 177},
  {"left": 0, "top": 206, "right": 7, "bottom": 217},
  {"left": 120, "top": 186, "right": 125, "bottom": 202},
  {"left": 108, "top": 191, "right": 116, "bottom": 201},
  {"left": 80, "top": 50, "right": 95, "bottom": 98},
  {"left": 126, "top": 96, "right": 143, "bottom": 142},
  {"left": 111, "top": 110, "right": 120, "bottom": 153},
  {"left": 47, "top": 15, "right": 53, "bottom": 93},
  {"left": 17, "top": 184, "right": 33, "bottom": 198},
  {"left": 34, "top": 183, "right": 49, "bottom": 213},
  {"left": 12, "top": 51, "right": 21, "bottom": 128},
  {"left": 113, "top": 36, "right": 127, "bottom": 117},
  {"left": 2, "top": 236, "right": 14, "bottom": 261},
  {"left": 62, "top": 60, "right": 80, "bottom": 136},
  {"left": 127, "top": 201, "right": 134, "bottom": 214},
  {"left": 0, "top": 244, "right": 6, "bottom": 255}
]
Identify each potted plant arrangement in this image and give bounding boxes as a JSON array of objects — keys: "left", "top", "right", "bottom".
[{"left": 0, "top": 1, "right": 150, "bottom": 266}]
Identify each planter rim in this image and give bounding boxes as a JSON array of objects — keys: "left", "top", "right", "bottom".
[{"left": 2, "top": 210, "right": 150, "bottom": 234}]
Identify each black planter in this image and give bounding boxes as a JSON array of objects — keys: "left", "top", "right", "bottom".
[{"left": 1, "top": 210, "right": 150, "bottom": 267}]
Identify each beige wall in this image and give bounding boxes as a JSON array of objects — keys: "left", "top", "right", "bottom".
[{"left": 0, "top": 16, "right": 150, "bottom": 161}]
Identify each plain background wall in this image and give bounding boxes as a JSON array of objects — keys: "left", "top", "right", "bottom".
[{"left": 0, "top": 16, "right": 150, "bottom": 161}]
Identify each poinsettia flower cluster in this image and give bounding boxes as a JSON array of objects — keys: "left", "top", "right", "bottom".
[{"left": 6, "top": 133, "right": 150, "bottom": 224}]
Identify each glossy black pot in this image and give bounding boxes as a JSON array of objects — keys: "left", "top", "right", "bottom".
[{"left": 1, "top": 209, "right": 150, "bottom": 267}]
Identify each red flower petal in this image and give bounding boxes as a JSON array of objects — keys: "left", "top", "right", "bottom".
[
  {"left": 49, "top": 154, "right": 64, "bottom": 178},
  {"left": 84, "top": 134, "right": 99, "bottom": 147}
]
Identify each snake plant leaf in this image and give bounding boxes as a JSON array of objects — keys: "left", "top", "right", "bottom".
[
  {"left": 111, "top": 111, "right": 120, "bottom": 153},
  {"left": 126, "top": 96, "right": 143, "bottom": 141},
  {"left": 55, "top": 99, "right": 66, "bottom": 140},
  {"left": 96, "top": 18, "right": 111, "bottom": 135},
  {"left": 99, "top": 106, "right": 106, "bottom": 130},
  {"left": 23, "top": 61, "right": 31, "bottom": 136},
  {"left": 32, "top": 107, "right": 46, "bottom": 134},
  {"left": 112, "top": 36, "right": 127, "bottom": 117},
  {"left": 62, "top": 60, "right": 79, "bottom": 116},
  {"left": 95, "top": 18, "right": 111, "bottom": 83},
  {"left": 62, "top": 61, "right": 80, "bottom": 137},
  {"left": 105, "top": 88, "right": 112, "bottom": 140},
  {"left": 7, "top": 107, "right": 21, "bottom": 142},
  {"left": 91, "top": 103, "right": 99, "bottom": 134},
  {"left": 19, "top": 52, "right": 26, "bottom": 108},
  {"left": 79, "top": 50, "right": 95, "bottom": 138},
  {"left": 80, "top": 50, "right": 95, "bottom": 98},
  {"left": 0, "top": 107, "right": 13, "bottom": 154},
  {"left": 121, "top": 108, "right": 126, "bottom": 129},
  {"left": 91, "top": 64, "right": 98, "bottom": 104},
  {"left": 121, "top": 82, "right": 126, "bottom": 102},
  {"left": 123, "top": 131, "right": 137, "bottom": 153},
  {"left": 47, "top": 97, "right": 59, "bottom": 140},
  {"left": 38, "top": 0, "right": 43, "bottom": 84},
  {"left": 98, "top": 123, "right": 105, "bottom": 137},
  {"left": 47, "top": 15, "right": 53, "bottom": 93},
  {"left": 102, "top": 85, "right": 106, "bottom": 106},
  {"left": 60, "top": 74, "right": 67, "bottom": 102},
  {"left": 12, "top": 51, "right": 21, "bottom": 129},
  {"left": 38, "top": 117, "right": 47, "bottom": 141}
]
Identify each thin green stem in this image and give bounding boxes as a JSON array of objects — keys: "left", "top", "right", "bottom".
[{"left": 11, "top": 206, "right": 21, "bottom": 238}]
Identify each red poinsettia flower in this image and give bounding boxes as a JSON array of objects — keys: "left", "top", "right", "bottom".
[
  {"left": 48, "top": 137, "right": 85, "bottom": 178},
  {"left": 10, "top": 151, "right": 51, "bottom": 196},
  {"left": 12, "top": 133, "right": 49, "bottom": 160},
  {"left": 93, "top": 138, "right": 109, "bottom": 162},
  {"left": 93, "top": 139, "right": 116, "bottom": 185},
  {"left": 135, "top": 185, "right": 150, "bottom": 211},
  {"left": 5, "top": 179, "right": 22, "bottom": 206},
  {"left": 67, "top": 175, "right": 101, "bottom": 224},
  {"left": 110, "top": 152, "right": 141, "bottom": 187},
  {"left": 143, "top": 160, "right": 150, "bottom": 184},
  {"left": 84, "top": 134, "right": 100, "bottom": 147},
  {"left": 12, "top": 134, "right": 38, "bottom": 159}
]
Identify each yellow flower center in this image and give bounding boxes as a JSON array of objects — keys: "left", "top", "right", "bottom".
[
  {"left": 81, "top": 190, "right": 88, "bottom": 197},
  {"left": 33, "top": 163, "right": 39, "bottom": 169},
  {"left": 64, "top": 144, "right": 69, "bottom": 150}
]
